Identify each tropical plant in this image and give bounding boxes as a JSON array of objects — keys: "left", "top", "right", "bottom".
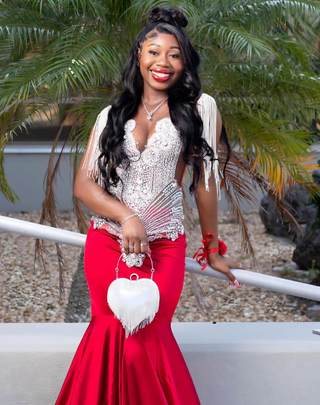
[
  {"left": 1, "top": 0, "right": 320, "bottom": 297},
  {"left": 309, "top": 160, "right": 320, "bottom": 236}
]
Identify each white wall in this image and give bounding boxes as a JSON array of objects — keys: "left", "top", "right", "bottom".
[
  {"left": 0, "top": 143, "right": 265, "bottom": 213},
  {"left": 1, "top": 322, "right": 320, "bottom": 405},
  {"left": 1, "top": 143, "right": 319, "bottom": 214}
]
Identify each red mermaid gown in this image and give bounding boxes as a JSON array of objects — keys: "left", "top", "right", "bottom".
[{"left": 54, "top": 221, "right": 201, "bottom": 405}]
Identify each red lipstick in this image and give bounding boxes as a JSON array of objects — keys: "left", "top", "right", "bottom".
[{"left": 150, "top": 69, "right": 173, "bottom": 82}]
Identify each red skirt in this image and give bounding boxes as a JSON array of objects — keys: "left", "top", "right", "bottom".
[{"left": 55, "top": 221, "right": 201, "bottom": 405}]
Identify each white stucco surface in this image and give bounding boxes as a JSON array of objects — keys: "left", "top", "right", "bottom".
[{"left": 0, "top": 322, "right": 319, "bottom": 405}]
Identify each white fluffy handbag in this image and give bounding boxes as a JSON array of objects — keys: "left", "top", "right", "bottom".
[{"left": 107, "top": 252, "right": 160, "bottom": 338}]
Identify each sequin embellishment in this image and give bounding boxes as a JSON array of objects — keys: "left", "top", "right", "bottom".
[{"left": 92, "top": 117, "right": 185, "bottom": 242}]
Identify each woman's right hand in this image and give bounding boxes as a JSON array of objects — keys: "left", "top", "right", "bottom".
[{"left": 121, "top": 215, "right": 149, "bottom": 255}]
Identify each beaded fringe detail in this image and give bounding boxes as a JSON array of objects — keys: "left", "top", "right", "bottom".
[
  {"left": 81, "top": 105, "right": 111, "bottom": 186},
  {"left": 196, "top": 93, "right": 222, "bottom": 199},
  {"left": 117, "top": 312, "right": 158, "bottom": 339}
]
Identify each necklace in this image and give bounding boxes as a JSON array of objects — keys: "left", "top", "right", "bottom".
[{"left": 141, "top": 95, "right": 168, "bottom": 120}]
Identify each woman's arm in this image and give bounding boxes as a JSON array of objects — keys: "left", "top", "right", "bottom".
[
  {"left": 194, "top": 107, "right": 222, "bottom": 251},
  {"left": 194, "top": 107, "right": 243, "bottom": 286},
  {"left": 74, "top": 125, "right": 134, "bottom": 223},
  {"left": 74, "top": 116, "right": 149, "bottom": 256}
]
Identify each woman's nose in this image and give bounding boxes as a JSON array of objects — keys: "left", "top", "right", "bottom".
[{"left": 156, "top": 55, "right": 170, "bottom": 67}]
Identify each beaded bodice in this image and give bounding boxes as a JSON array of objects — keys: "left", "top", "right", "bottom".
[
  {"left": 91, "top": 116, "right": 185, "bottom": 242},
  {"left": 109, "top": 117, "right": 182, "bottom": 212}
]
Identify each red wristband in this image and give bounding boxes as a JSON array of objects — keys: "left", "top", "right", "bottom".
[
  {"left": 206, "top": 247, "right": 219, "bottom": 253},
  {"left": 193, "top": 233, "right": 227, "bottom": 271}
]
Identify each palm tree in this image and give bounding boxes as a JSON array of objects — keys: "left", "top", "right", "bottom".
[{"left": 1, "top": 0, "right": 320, "bottom": 301}]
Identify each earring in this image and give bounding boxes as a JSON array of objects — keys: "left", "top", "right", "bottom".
[{"left": 137, "top": 61, "right": 140, "bottom": 66}]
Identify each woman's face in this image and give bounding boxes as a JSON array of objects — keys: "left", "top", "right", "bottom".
[{"left": 137, "top": 32, "right": 184, "bottom": 92}]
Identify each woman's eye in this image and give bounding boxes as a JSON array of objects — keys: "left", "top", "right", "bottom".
[{"left": 148, "top": 50, "right": 180, "bottom": 58}]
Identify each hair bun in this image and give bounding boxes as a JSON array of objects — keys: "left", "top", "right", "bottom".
[{"left": 148, "top": 7, "right": 188, "bottom": 28}]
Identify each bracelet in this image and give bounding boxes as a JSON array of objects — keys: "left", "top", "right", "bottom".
[
  {"left": 193, "top": 232, "right": 228, "bottom": 271},
  {"left": 120, "top": 213, "right": 138, "bottom": 225}
]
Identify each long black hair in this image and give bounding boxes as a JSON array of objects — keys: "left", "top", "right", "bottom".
[{"left": 98, "top": 7, "right": 231, "bottom": 195}]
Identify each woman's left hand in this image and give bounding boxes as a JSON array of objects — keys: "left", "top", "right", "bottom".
[{"left": 207, "top": 254, "right": 244, "bottom": 288}]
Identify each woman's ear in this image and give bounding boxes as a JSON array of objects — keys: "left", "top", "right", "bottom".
[{"left": 137, "top": 47, "right": 141, "bottom": 62}]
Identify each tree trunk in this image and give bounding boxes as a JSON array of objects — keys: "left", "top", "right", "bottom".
[{"left": 64, "top": 249, "right": 91, "bottom": 322}]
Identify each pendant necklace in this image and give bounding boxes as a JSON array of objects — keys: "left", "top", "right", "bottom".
[{"left": 141, "top": 95, "right": 168, "bottom": 120}]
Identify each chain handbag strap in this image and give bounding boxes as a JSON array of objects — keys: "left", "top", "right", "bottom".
[{"left": 115, "top": 252, "right": 155, "bottom": 280}]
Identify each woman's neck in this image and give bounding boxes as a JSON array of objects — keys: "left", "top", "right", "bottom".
[{"left": 142, "top": 86, "right": 169, "bottom": 105}]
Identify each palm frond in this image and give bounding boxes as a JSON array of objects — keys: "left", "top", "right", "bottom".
[
  {"left": 0, "top": 31, "right": 119, "bottom": 106},
  {"left": 0, "top": 141, "right": 20, "bottom": 203},
  {"left": 198, "top": 23, "right": 275, "bottom": 59},
  {"left": 219, "top": 146, "right": 318, "bottom": 269},
  {"left": 34, "top": 115, "right": 72, "bottom": 301},
  {"left": 1, "top": 0, "right": 320, "bottom": 301}
]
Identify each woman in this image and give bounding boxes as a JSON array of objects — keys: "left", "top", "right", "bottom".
[{"left": 55, "top": 7, "right": 243, "bottom": 405}]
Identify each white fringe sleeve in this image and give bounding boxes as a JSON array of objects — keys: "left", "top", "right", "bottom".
[
  {"left": 197, "top": 93, "right": 221, "bottom": 200},
  {"left": 81, "top": 105, "right": 111, "bottom": 186}
]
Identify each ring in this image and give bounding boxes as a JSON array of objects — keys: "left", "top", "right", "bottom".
[
  {"left": 129, "top": 246, "right": 134, "bottom": 249},
  {"left": 140, "top": 243, "right": 147, "bottom": 247}
]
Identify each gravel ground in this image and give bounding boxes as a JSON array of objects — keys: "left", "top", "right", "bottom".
[{"left": 1, "top": 210, "right": 319, "bottom": 323}]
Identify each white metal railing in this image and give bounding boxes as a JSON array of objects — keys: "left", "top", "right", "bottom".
[
  {"left": 4, "top": 141, "right": 320, "bottom": 155},
  {"left": 1, "top": 214, "right": 320, "bottom": 303},
  {"left": 0, "top": 214, "right": 86, "bottom": 247}
]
